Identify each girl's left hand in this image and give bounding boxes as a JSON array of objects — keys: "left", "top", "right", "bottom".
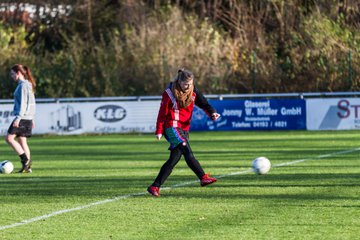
[
  {"left": 13, "top": 119, "right": 20, "bottom": 128},
  {"left": 211, "top": 113, "right": 220, "bottom": 121},
  {"left": 32, "top": 120, "right": 35, "bottom": 129}
]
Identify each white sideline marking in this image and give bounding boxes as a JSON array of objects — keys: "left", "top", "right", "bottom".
[{"left": 1, "top": 147, "right": 359, "bottom": 231}]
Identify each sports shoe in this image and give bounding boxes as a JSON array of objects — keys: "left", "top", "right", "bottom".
[
  {"left": 200, "top": 173, "right": 217, "bottom": 187},
  {"left": 147, "top": 186, "right": 160, "bottom": 197},
  {"left": 18, "top": 159, "right": 32, "bottom": 173}
]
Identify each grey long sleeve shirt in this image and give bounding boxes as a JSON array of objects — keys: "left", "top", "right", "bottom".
[{"left": 13, "top": 79, "right": 36, "bottom": 121}]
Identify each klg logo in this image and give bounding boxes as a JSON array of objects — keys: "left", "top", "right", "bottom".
[{"left": 94, "top": 105, "right": 127, "bottom": 122}]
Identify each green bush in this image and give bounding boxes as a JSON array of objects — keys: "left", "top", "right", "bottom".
[{"left": 0, "top": 3, "right": 359, "bottom": 98}]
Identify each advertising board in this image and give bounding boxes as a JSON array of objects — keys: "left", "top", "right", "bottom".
[{"left": 191, "top": 99, "right": 306, "bottom": 131}]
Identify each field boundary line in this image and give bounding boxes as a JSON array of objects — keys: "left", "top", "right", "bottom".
[{"left": 1, "top": 147, "right": 359, "bottom": 231}]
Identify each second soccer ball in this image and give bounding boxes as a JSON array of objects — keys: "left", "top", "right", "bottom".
[{"left": 252, "top": 157, "right": 271, "bottom": 175}]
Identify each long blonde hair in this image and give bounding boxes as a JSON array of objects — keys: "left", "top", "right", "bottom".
[
  {"left": 172, "top": 68, "right": 194, "bottom": 108},
  {"left": 11, "top": 64, "right": 36, "bottom": 93}
]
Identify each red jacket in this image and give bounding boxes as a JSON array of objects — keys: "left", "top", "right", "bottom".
[{"left": 156, "top": 84, "right": 216, "bottom": 135}]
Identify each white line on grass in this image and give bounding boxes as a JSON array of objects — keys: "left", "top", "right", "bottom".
[{"left": 1, "top": 147, "right": 359, "bottom": 231}]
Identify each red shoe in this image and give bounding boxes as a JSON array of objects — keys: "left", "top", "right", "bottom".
[
  {"left": 147, "top": 186, "right": 160, "bottom": 197},
  {"left": 200, "top": 173, "right": 217, "bottom": 187}
]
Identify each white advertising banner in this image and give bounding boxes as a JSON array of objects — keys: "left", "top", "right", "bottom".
[
  {"left": 3, "top": 97, "right": 359, "bottom": 134},
  {"left": 0, "top": 101, "right": 160, "bottom": 135},
  {"left": 307, "top": 98, "right": 360, "bottom": 130}
]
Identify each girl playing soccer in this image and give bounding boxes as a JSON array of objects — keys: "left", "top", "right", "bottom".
[
  {"left": 147, "top": 68, "right": 220, "bottom": 197},
  {"left": 5, "top": 64, "right": 36, "bottom": 173}
]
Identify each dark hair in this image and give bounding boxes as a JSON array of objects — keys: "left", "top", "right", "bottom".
[
  {"left": 176, "top": 68, "right": 194, "bottom": 82},
  {"left": 11, "top": 64, "right": 36, "bottom": 92}
]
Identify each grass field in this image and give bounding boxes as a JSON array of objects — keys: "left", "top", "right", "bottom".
[{"left": 0, "top": 130, "right": 359, "bottom": 239}]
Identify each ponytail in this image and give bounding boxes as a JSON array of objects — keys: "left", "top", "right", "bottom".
[{"left": 23, "top": 66, "right": 36, "bottom": 93}]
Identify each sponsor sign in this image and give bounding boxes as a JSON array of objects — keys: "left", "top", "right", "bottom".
[
  {"left": 306, "top": 98, "right": 360, "bottom": 130},
  {"left": 2, "top": 97, "right": 359, "bottom": 133},
  {"left": 1, "top": 98, "right": 308, "bottom": 135},
  {"left": 0, "top": 101, "right": 159, "bottom": 135},
  {"left": 191, "top": 99, "right": 306, "bottom": 131}
]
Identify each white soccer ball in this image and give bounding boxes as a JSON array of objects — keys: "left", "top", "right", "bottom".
[
  {"left": 252, "top": 157, "right": 271, "bottom": 175},
  {"left": 0, "top": 160, "right": 14, "bottom": 174}
]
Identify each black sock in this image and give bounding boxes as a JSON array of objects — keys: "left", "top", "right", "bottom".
[{"left": 19, "top": 153, "right": 28, "bottom": 163}]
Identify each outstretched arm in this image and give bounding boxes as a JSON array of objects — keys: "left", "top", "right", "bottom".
[{"left": 194, "top": 86, "right": 220, "bottom": 120}]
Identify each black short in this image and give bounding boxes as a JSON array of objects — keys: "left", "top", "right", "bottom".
[{"left": 8, "top": 119, "right": 33, "bottom": 137}]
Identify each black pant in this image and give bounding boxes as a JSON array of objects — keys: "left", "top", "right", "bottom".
[{"left": 153, "top": 142, "right": 205, "bottom": 187}]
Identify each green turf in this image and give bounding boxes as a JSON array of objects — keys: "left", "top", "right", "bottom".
[{"left": 0, "top": 131, "right": 359, "bottom": 239}]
